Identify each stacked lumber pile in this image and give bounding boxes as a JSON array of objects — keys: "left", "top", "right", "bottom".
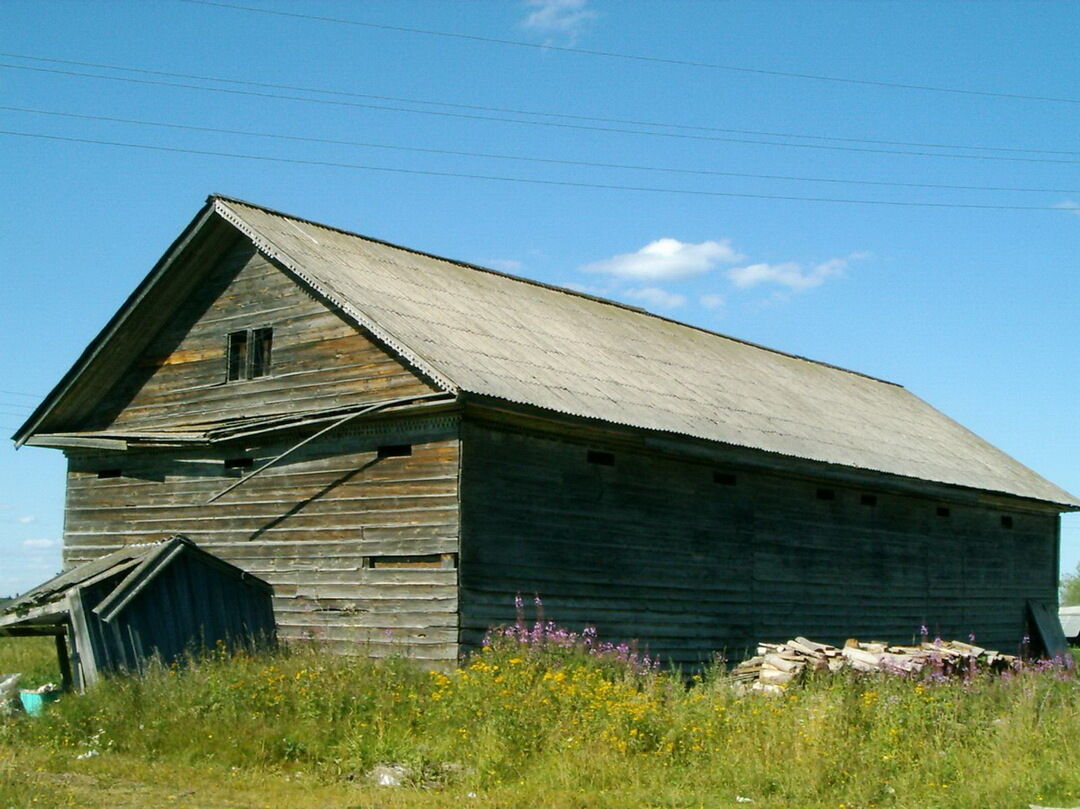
[{"left": 731, "top": 636, "right": 1016, "bottom": 694}]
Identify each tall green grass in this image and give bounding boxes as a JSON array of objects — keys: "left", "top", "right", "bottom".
[
  {"left": 2, "top": 629, "right": 1080, "bottom": 808},
  {"left": 0, "top": 636, "right": 60, "bottom": 688}
]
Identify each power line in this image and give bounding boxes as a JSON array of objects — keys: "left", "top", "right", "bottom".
[
  {"left": 1, "top": 128, "right": 1071, "bottom": 212},
  {"left": 5, "top": 105, "right": 1080, "bottom": 195},
  {"left": 2, "top": 52, "right": 1077, "bottom": 156},
  {"left": 5, "top": 61, "right": 1080, "bottom": 165},
  {"left": 179, "top": 0, "right": 1080, "bottom": 106},
  {"left": 0, "top": 390, "right": 40, "bottom": 399}
]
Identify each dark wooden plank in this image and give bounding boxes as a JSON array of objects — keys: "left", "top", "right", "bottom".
[{"left": 459, "top": 420, "right": 1058, "bottom": 661}]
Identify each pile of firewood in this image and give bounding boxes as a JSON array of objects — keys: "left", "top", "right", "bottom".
[{"left": 730, "top": 636, "right": 1017, "bottom": 694}]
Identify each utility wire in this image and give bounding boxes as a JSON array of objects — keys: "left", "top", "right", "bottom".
[
  {"left": 1, "top": 128, "right": 1072, "bottom": 211},
  {"left": 179, "top": 0, "right": 1080, "bottom": 106},
  {"left": 2, "top": 51, "right": 1076, "bottom": 156},
  {"left": 5, "top": 105, "right": 1080, "bottom": 195},
  {"left": 0, "top": 390, "right": 40, "bottom": 399},
  {"left": 5, "top": 61, "right": 1080, "bottom": 165}
]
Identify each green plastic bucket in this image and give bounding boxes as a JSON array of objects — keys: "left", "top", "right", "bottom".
[{"left": 19, "top": 690, "right": 60, "bottom": 716}]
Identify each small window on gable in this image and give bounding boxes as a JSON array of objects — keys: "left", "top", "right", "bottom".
[
  {"left": 226, "top": 330, "right": 248, "bottom": 381},
  {"left": 1001, "top": 515, "right": 1014, "bottom": 529},
  {"left": 226, "top": 327, "right": 273, "bottom": 381},
  {"left": 816, "top": 487, "right": 835, "bottom": 501},
  {"left": 713, "top": 471, "right": 737, "bottom": 486},
  {"left": 251, "top": 327, "right": 273, "bottom": 378}
]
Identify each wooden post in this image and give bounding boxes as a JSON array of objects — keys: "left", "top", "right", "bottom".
[{"left": 55, "top": 632, "right": 74, "bottom": 693}]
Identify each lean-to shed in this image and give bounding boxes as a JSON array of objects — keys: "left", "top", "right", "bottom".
[
  {"left": 0, "top": 535, "right": 275, "bottom": 689},
  {"left": 11, "top": 195, "right": 1079, "bottom": 667}
]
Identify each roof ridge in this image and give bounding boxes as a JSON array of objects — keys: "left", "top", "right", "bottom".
[{"left": 208, "top": 193, "right": 901, "bottom": 388}]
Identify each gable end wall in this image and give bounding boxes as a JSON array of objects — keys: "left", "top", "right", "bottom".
[
  {"left": 63, "top": 415, "right": 462, "bottom": 662},
  {"left": 86, "top": 239, "right": 436, "bottom": 432}
]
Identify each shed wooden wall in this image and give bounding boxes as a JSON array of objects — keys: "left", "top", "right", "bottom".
[
  {"left": 63, "top": 415, "right": 461, "bottom": 662},
  {"left": 84, "top": 237, "right": 436, "bottom": 432},
  {"left": 72, "top": 552, "right": 275, "bottom": 682},
  {"left": 458, "top": 420, "right": 1058, "bottom": 667}
]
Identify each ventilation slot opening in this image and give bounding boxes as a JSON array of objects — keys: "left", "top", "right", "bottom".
[
  {"left": 860, "top": 494, "right": 877, "bottom": 506},
  {"left": 816, "top": 488, "right": 835, "bottom": 501},
  {"left": 937, "top": 506, "right": 951, "bottom": 518},
  {"left": 586, "top": 450, "right": 615, "bottom": 466},
  {"left": 96, "top": 469, "right": 122, "bottom": 479},
  {"left": 377, "top": 444, "right": 413, "bottom": 459},
  {"left": 713, "top": 471, "right": 737, "bottom": 486},
  {"left": 1001, "top": 515, "right": 1014, "bottom": 529},
  {"left": 369, "top": 553, "right": 456, "bottom": 569},
  {"left": 224, "top": 457, "right": 254, "bottom": 470}
]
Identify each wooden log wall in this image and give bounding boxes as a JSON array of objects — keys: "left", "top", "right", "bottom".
[
  {"left": 63, "top": 416, "right": 461, "bottom": 662},
  {"left": 87, "top": 238, "right": 436, "bottom": 432},
  {"left": 458, "top": 420, "right": 1058, "bottom": 668}
]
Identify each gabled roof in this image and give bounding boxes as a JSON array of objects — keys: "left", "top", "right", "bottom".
[
  {"left": 3, "top": 543, "right": 150, "bottom": 620},
  {"left": 16, "top": 195, "right": 1079, "bottom": 509},
  {"left": 0, "top": 536, "right": 270, "bottom": 629}
]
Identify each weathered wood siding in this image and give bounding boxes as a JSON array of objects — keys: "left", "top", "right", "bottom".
[
  {"left": 71, "top": 552, "right": 275, "bottom": 684},
  {"left": 86, "top": 237, "right": 436, "bottom": 431},
  {"left": 63, "top": 416, "right": 461, "bottom": 662},
  {"left": 459, "top": 421, "right": 1057, "bottom": 666}
]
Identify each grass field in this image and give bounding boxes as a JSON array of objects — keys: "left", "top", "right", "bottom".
[{"left": 2, "top": 624, "right": 1079, "bottom": 809}]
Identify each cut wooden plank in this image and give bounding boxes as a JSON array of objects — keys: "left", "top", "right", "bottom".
[{"left": 1028, "top": 600, "right": 1071, "bottom": 663}]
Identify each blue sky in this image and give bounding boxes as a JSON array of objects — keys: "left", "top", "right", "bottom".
[{"left": 1, "top": 0, "right": 1077, "bottom": 595}]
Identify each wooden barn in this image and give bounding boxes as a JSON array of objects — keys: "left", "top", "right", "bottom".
[{"left": 12, "top": 195, "right": 1079, "bottom": 667}]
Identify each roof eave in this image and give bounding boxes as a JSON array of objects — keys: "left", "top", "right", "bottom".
[{"left": 460, "top": 392, "right": 1080, "bottom": 511}]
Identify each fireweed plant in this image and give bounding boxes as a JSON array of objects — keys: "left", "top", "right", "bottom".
[{"left": 2, "top": 603, "right": 1080, "bottom": 809}]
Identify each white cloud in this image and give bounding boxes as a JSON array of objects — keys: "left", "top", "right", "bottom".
[
  {"left": 582, "top": 238, "right": 743, "bottom": 282},
  {"left": 700, "top": 294, "right": 725, "bottom": 310},
  {"left": 625, "top": 287, "right": 686, "bottom": 310},
  {"left": 521, "top": 0, "right": 597, "bottom": 43},
  {"left": 22, "top": 538, "right": 56, "bottom": 549},
  {"left": 728, "top": 252, "right": 867, "bottom": 292},
  {"left": 17, "top": 515, "right": 34, "bottom": 525},
  {"left": 487, "top": 259, "right": 524, "bottom": 272},
  {"left": 1055, "top": 200, "right": 1080, "bottom": 216}
]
